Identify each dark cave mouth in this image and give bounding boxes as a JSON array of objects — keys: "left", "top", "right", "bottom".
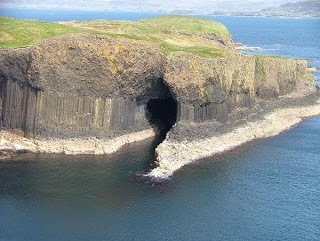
[{"left": 146, "top": 97, "right": 177, "bottom": 137}]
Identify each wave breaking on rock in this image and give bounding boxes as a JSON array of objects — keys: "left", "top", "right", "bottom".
[{"left": 147, "top": 94, "right": 320, "bottom": 180}]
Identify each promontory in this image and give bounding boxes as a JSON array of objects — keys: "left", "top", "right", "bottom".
[{"left": 0, "top": 16, "right": 319, "bottom": 178}]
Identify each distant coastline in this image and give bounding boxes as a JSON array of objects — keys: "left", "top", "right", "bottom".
[
  {"left": 206, "top": 12, "right": 320, "bottom": 19},
  {"left": 0, "top": 7, "right": 319, "bottom": 21}
]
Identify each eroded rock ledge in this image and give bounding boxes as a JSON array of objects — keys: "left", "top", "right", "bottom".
[
  {"left": 0, "top": 33, "right": 318, "bottom": 178},
  {"left": 149, "top": 90, "right": 320, "bottom": 179}
]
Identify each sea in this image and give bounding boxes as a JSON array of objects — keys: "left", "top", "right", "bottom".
[{"left": 0, "top": 9, "right": 320, "bottom": 241}]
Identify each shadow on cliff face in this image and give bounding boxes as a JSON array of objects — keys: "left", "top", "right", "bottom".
[
  {"left": 0, "top": 79, "right": 4, "bottom": 127},
  {"left": 146, "top": 97, "right": 177, "bottom": 137}
]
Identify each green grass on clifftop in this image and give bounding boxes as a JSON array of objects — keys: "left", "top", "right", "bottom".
[
  {"left": 0, "top": 15, "right": 232, "bottom": 57},
  {"left": 67, "top": 16, "right": 232, "bottom": 57},
  {"left": 139, "top": 16, "right": 230, "bottom": 36},
  {"left": 0, "top": 16, "right": 101, "bottom": 47}
]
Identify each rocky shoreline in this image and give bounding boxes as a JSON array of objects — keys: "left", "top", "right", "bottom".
[
  {"left": 0, "top": 128, "right": 156, "bottom": 158},
  {"left": 1, "top": 17, "right": 318, "bottom": 178},
  {"left": 147, "top": 90, "right": 320, "bottom": 180},
  {"left": 1, "top": 92, "right": 319, "bottom": 180}
]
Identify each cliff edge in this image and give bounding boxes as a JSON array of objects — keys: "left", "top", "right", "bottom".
[{"left": 0, "top": 16, "right": 319, "bottom": 178}]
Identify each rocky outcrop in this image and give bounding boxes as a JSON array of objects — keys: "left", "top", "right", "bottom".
[
  {"left": 0, "top": 35, "right": 168, "bottom": 139},
  {"left": 149, "top": 92, "right": 320, "bottom": 179},
  {"left": 165, "top": 53, "right": 314, "bottom": 122},
  {"left": 0, "top": 33, "right": 317, "bottom": 173}
]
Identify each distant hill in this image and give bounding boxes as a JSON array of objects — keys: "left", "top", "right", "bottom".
[
  {"left": 0, "top": 0, "right": 293, "bottom": 15},
  {"left": 260, "top": 0, "right": 320, "bottom": 17}
]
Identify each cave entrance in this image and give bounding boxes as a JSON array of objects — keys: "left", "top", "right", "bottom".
[{"left": 147, "top": 97, "right": 177, "bottom": 137}]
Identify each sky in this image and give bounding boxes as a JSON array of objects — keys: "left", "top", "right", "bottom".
[{"left": 0, "top": 0, "right": 294, "bottom": 13}]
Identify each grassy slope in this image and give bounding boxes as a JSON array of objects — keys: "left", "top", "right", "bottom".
[
  {"left": 0, "top": 16, "right": 103, "bottom": 47},
  {"left": 0, "top": 15, "right": 231, "bottom": 57},
  {"left": 139, "top": 16, "right": 230, "bottom": 35}
]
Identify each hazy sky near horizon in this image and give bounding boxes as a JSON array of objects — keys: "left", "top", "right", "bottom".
[{"left": 0, "top": 0, "right": 293, "bottom": 13}]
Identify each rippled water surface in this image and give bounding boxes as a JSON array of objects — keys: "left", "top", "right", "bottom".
[
  {"left": 1, "top": 118, "right": 320, "bottom": 240},
  {"left": 1, "top": 10, "right": 320, "bottom": 241}
]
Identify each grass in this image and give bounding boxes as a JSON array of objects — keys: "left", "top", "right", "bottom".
[
  {"left": 161, "top": 43, "right": 227, "bottom": 57},
  {"left": 256, "top": 63, "right": 267, "bottom": 80},
  {"left": 254, "top": 54, "right": 289, "bottom": 59},
  {"left": 0, "top": 16, "right": 101, "bottom": 47},
  {"left": 297, "top": 69, "right": 314, "bottom": 82},
  {"left": 140, "top": 16, "right": 230, "bottom": 36},
  {"left": 68, "top": 16, "right": 232, "bottom": 58},
  {"left": 0, "top": 15, "right": 232, "bottom": 58}
]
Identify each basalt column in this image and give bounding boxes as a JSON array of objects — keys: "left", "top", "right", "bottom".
[
  {"left": 0, "top": 78, "right": 5, "bottom": 127},
  {"left": 0, "top": 34, "right": 313, "bottom": 141},
  {"left": 0, "top": 79, "right": 38, "bottom": 137}
]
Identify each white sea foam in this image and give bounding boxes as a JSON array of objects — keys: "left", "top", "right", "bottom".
[{"left": 148, "top": 98, "right": 320, "bottom": 179}]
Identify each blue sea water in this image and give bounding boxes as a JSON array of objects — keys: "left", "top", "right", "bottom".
[
  {"left": 0, "top": 8, "right": 160, "bottom": 21},
  {"left": 212, "top": 16, "right": 320, "bottom": 67},
  {"left": 206, "top": 16, "right": 320, "bottom": 84},
  {"left": 0, "top": 9, "right": 320, "bottom": 241}
]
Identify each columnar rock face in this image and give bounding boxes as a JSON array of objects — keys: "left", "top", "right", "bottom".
[
  {"left": 165, "top": 53, "right": 313, "bottom": 122},
  {"left": 0, "top": 35, "right": 169, "bottom": 138},
  {"left": 0, "top": 34, "right": 314, "bottom": 140}
]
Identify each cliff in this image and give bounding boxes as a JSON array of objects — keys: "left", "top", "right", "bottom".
[
  {"left": 0, "top": 35, "right": 167, "bottom": 139},
  {"left": 0, "top": 16, "right": 318, "bottom": 176},
  {"left": 0, "top": 33, "right": 314, "bottom": 137},
  {"left": 165, "top": 53, "right": 314, "bottom": 122}
]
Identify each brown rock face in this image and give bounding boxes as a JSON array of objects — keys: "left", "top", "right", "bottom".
[
  {"left": 0, "top": 34, "right": 315, "bottom": 140},
  {"left": 0, "top": 35, "right": 170, "bottom": 138},
  {"left": 12, "top": 34, "right": 166, "bottom": 99},
  {"left": 165, "top": 53, "right": 314, "bottom": 122}
]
